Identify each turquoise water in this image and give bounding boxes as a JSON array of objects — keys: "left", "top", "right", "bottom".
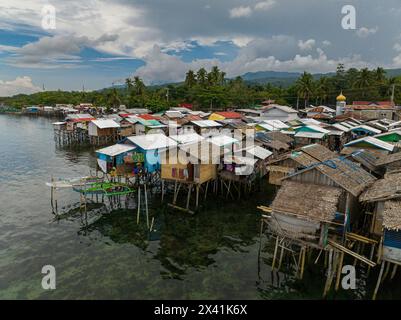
[{"left": 0, "top": 114, "right": 399, "bottom": 299}]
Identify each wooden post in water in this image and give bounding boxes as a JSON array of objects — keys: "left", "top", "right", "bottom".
[
  {"left": 144, "top": 183, "right": 149, "bottom": 228},
  {"left": 373, "top": 261, "right": 386, "bottom": 300},
  {"left": 137, "top": 186, "right": 141, "bottom": 224}
]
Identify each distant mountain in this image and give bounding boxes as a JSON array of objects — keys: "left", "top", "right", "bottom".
[
  {"left": 100, "top": 68, "right": 401, "bottom": 91},
  {"left": 384, "top": 68, "right": 401, "bottom": 78},
  {"left": 241, "top": 68, "right": 401, "bottom": 86}
]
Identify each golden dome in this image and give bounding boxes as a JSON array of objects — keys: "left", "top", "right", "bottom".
[{"left": 336, "top": 92, "right": 346, "bottom": 102}]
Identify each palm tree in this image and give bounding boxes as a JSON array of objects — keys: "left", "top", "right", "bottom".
[
  {"left": 219, "top": 71, "right": 226, "bottom": 85},
  {"left": 374, "top": 67, "right": 386, "bottom": 83},
  {"left": 184, "top": 70, "right": 196, "bottom": 87},
  {"left": 209, "top": 66, "right": 221, "bottom": 86},
  {"left": 353, "top": 68, "right": 371, "bottom": 97},
  {"left": 196, "top": 68, "right": 207, "bottom": 87},
  {"left": 125, "top": 78, "right": 133, "bottom": 94},
  {"left": 296, "top": 72, "right": 315, "bottom": 108},
  {"left": 316, "top": 77, "right": 330, "bottom": 104},
  {"left": 133, "top": 76, "right": 146, "bottom": 96},
  {"left": 107, "top": 88, "right": 121, "bottom": 111}
]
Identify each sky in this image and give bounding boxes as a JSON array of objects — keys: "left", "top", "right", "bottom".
[{"left": 1, "top": 0, "right": 401, "bottom": 96}]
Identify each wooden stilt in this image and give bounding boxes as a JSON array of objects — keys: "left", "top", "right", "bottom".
[
  {"left": 186, "top": 184, "right": 192, "bottom": 210},
  {"left": 272, "top": 236, "right": 279, "bottom": 271},
  {"left": 390, "top": 264, "right": 398, "bottom": 280},
  {"left": 323, "top": 249, "right": 334, "bottom": 298},
  {"left": 204, "top": 181, "right": 209, "bottom": 200},
  {"left": 335, "top": 252, "right": 344, "bottom": 291},
  {"left": 373, "top": 261, "right": 386, "bottom": 300},
  {"left": 382, "top": 260, "right": 391, "bottom": 282},
  {"left": 277, "top": 243, "right": 285, "bottom": 271},
  {"left": 144, "top": 184, "right": 149, "bottom": 228},
  {"left": 195, "top": 185, "right": 200, "bottom": 209},
  {"left": 161, "top": 180, "right": 165, "bottom": 202},
  {"left": 137, "top": 186, "right": 141, "bottom": 224},
  {"left": 300, "top": 247, "right": 306, "bottom": 279}
]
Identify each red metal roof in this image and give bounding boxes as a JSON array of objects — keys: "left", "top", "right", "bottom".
[
  {"left": 350, "top": 105, "right": 394, "bottom": 110},
  {"left": 215, "top": 111, "right": 242, "bottom": 119},
  {"left": 119, "top": 113, "right": 133, "bottom": 118},
  {"left": 138, "top": 114, "right": 159, "bottom": 120},
  {"left": 178, "top": 103, "right": 193, "bottom": 109},
  {"left": 71, "top": 117, "right": 96, "bottom": 122},
  {"left": 352, "top": 101, "right": 394, "bottom": 107}
]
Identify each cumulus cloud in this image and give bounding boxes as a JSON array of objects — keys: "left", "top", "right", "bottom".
[
  {"left": 134, "top": 42, "right": 372, "bottom": 84},
  {"left": 7, "top": 34, "right": 118, "bottom": 68},
  {"left": 0, "top": 76, "right": 41, "bottom": 97},
  {"left": 392, "top": 43, "right": 401, "bottom": 67},
  {"left": 298, "top": 39, "right": 316, "bottom": 51},
  {"left": 230, "top": 1, "right": 275, "bottom": 19},
  {"left": 229, "top": 6, "right": 252, "bottom": 18},
  {"left": 322, "top": 40, "right": 331, "bottom": 47},
  {"left": 254, "top": 0, "right": 276, "bottom": 11},
  {"left": 356, "top": 27, "right": 378, "bottom": 38}
]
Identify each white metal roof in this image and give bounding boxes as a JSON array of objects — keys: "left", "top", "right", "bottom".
[
  {"left": 91, "top": 119, "right": 120, "bottom": 129},
  {"left": 169, "top": 132, "right": 204, "bottom": 144},
  {"left": 295, "top": 131, "right": 326, "bottom": 139},
  {"left": 263, "top": 105, "right": 298, "bottom": 113},
  {"left": 262, "top": 120, "right": 289, "bottom": 129},
  {"left": 280, "top": 129, "right": 297, "bottom": 135},
  {"left": 241, "top": 145, "right": 273, "bottom": 160},
  {"left": 302, "top": 124, "right": 330, "bottom": 134},
  {"left": 96, "top": 144, "right": 136, "bottom": 157},
  {"left": 207, "top": 135, "right": 239, "bottom": 147},
  {"left": 344, "top": 136, "right": 395, "bottom": 152},
  {"left": 224, "top": 155, "right": 258, "bottom": 166},
  {"left": 374, "top": 130, "right": 401, "bottom": 138},
  {"left": 328, "top": 130, "right": 345, "bottom": 136},
  {"left": 127, "top": 133, "right": 177, "bottom": 150},
  {"left": 165, "top": 110, "right": 184, "bottom": 118},
  {"left": 191, "top": 120, "right": 222, "bottom": 128},
  {"left": 299, "top": 118, "right": 323, "bottom": 126},
  {"left": 332, "top": 123, "right": 350, "bottom": 132},
  {"left": 257, "top": 123, "right": 278, "bottom": 131},
  {"left": 351, "top": 125, "right": 382, "bottom": 134}
]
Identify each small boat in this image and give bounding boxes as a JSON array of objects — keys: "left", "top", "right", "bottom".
[
  {"left": 46, "top": 176, "right": 103, "bottom": 188},
  {"left": 72, "top": 182, "right": 136, "bottom": 196}
]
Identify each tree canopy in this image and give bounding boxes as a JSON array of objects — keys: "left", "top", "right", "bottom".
[{"left": 1, "top": 65, "right": 401, "bottom": 112}]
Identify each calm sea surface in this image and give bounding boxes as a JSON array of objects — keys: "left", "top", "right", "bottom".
[{"left": 0, "top": 114, "right": 399, "bottom": 299}]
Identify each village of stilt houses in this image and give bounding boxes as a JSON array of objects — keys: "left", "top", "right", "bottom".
[{"left": 38, "top": 92, "right": 401, "bottom": 299}]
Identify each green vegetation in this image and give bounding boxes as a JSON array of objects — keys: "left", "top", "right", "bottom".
[{"left": 1, "top": 64, "right": 401, "bottom": 112}]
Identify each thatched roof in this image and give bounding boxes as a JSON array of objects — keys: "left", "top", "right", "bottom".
[
  {"left": 375, "top": 152, "right": 401, "bottom": 166},
  {"left": 383, "top": 200, "right": 401, "bottom": 231},
  {"left": 341, "top": 146, "right": 389, "bottom": 158},
  {"left": 301, "top": 143, "right": 336, "bottom": 161},
  {"left": 261, "top": 139, "right": 290, "bottom": 151},
  {"left": 264, "top": 131, "right": 294, "bottom": 144},
  {"left": 289, "top": 152, "right": 376, "bottom": 197},
  {"left": 359, "top": 172, "right": 401, "bottom": 202},
  {"left": 272, "top": 180, "right": 342, "bottom": 222}
]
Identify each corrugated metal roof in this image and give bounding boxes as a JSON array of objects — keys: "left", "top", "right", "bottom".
[
  {"left": 332, "top": 123, "right": 351, "bottom": 132},
  {"left": 169, "top": 132, "right": 204, "bottom": 144},
  {"left": 127, "top": 133, "right": 177, "bottom": 150},
  {"left": 191, "top": 120, "right": 223, "bottom": 128},
  {"left": 241, "top": 145, "right": 273, "bottom": 160},
  {"left": 351, "top": 125, "right": 382, "bottom": 134},
  {"left": 207, "top": 135, "right": 239, "bottom": 147},
  {"left": 91, "top": 119, "right": 120, "bottom": 129},
  {"left": 295, "top": 131, "right": 326, "bottom": 139},
  {"left": 96, "top": 144, "right": 136, "bottom": 157},
  {"left": 345, "top": 136, "right": 395, "bottom": 152},
  {"left": 262, "top": 120, "right": 289, "bottom": 129}
]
